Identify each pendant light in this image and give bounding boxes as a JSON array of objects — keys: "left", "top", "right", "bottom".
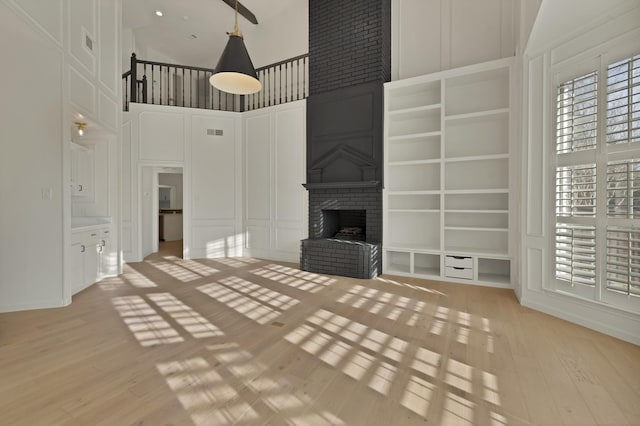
[{"left": 209, "top": 0, "right": 261, "bottom": 95}]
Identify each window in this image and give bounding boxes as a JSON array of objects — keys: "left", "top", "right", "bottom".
[
  {"left": 606, "top": 54, "right": 640, "bottom": 146},
  {"left": 554, "top": 52, "right": 640, "bottom": 310}
]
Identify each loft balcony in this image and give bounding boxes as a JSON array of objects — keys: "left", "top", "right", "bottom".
[{"left": 122, "top": 53, "right": 309, "bottom": 112}]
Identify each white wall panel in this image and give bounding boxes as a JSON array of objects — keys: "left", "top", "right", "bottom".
[
  {"left": 245, "top": 114, "right": 271, "bottom": 221},
  {"left": 450, "top": 0, "right": 506, "bottom": 68},
  {"left": 243, "top": 101, "right": 306, "bottom": 262},
  {"left": 98, "top": 0, "right": 118, "bottom": 94},
  {"left": 69, "top": 65, "right": 96, "bottom": 114},
  {"left": 526, "top": 247, "right": 544, "bottom": 292},
  {"left": 139, "top": 111, "right": 184, "bottom": 161},
  {"left": 275, "top": 108, "right": 305, "bottom": 222},
  {"left": 191, "top": 116, "right": 236, "bottom": 220},
  {"left": 525, "top": 55, "right": 545, "bottom": 237},
  {"left": 68, "top": 0, "right": 96, "bottom": 75},
  {"left": 191, "top": 224, "right": 240, "bottom": 258},
  {"left": 246, "top": 225, "right": 270, "bottom": 250},
  {"left": 392, "top": 0, "right": 515, "bottom": 80},
  {"left": 11, "top": 0, "right": 63, "bottom": 44},
  {"left": 99, "top": 92, "right": 118, "bottom": 130}
]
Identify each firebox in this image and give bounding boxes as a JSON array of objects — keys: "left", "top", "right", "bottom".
[{"left": 321, "top": 209, "right": 366, "bottom": 241}]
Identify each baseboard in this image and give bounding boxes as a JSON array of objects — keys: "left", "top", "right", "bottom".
[
  {"left": 521, "top": 291, "right": 640, "bottom": 346},
  {"left": 0, "top": 298, "right": 69, "bottom": 313}
]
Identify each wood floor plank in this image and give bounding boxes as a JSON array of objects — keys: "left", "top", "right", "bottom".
[{"left": 0, "top": 252, "right": 638, "bottom": 425}]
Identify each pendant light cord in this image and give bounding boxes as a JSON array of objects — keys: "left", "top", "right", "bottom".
[{"left": 230, "top": 0, "right": 242, "bottom": 37}]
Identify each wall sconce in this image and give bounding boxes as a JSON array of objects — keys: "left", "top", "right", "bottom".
[{"left": 74, "top": 121, "right": 86, "bottom": 136}]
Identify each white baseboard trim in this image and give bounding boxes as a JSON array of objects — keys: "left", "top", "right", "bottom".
[
  {"left": 521, "top": 291, "right": 640, "bottom": 346},
  {"left": 0, "top": 298, "right": 69, "bottom": 313}
]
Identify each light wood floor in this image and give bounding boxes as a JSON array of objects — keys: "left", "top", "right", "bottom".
[{"left": 1, "top": 255, "right": 638, "bottom": 425}]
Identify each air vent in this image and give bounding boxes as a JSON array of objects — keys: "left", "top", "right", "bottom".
[{"left": 207, "top": 129, "right": 223, "bottom": 136}]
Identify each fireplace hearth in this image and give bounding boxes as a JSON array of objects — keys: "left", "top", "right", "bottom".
[{"left": 301, "top": 187, "right": 382, "bottom": 279}]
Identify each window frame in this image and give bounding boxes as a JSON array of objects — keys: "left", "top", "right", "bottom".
[{"left": 550, "top": 50, "right": 640, "bottom": 313}]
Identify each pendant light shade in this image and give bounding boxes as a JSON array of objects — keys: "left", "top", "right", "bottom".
[
  {"left": 210, "top": 0, "right": 261, "bottom": 95},
  {"left": 210, "top": 34, "right": 261, "bottom": 94}
]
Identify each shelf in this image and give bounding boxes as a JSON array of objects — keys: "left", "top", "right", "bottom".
[
  {"left": 445, "top": 209, "right": 508, "bottom": 214},
  {"left": 384, "top": 241, "right": 440, "bottom": 251},
  {"left": 444, "top": 108, "right": 509, "bottom": 121},
  {"left": 386, "top": 250, "right": 411, "bottom": 274},
  {"left": 445, "top": 211, "right": 508, "bottom": 229},
  {"left": 388, "top": 80, "right": 441, "bottom": 111},
  {"left": 388, "top": 108, "right": 441, "bottom": 138},
  {"left": 389, "top": 104, "right": 441, "bottom": 116},
  {"left": 445, "top": 226, "right": 508, "bottom": 232},
  {"left": 389, "top": 159, "right": 440, "bottom": 166},
  {"left": 388, "top": 193, "right": 440, "bottom": 210},
  {"left": 388, "top": 190, "right": 441, "bottom": 195},
  {"left": 444, "top": 188, "right": 508, "bottom": 194},
  {"left": 445, "top": 112, "right": 509, "bottom": 158},
  {"left": 444, "top": 154, "right": 509, "bottom": 163},
  {"left": 477, "top": 273, "right": 511, "bottom": 285},
  {"left": 388, "top": 162, "right": 440, "bottom": 192},
  {"left": 388, "top": 131, "right": 441, "bottom": 141},
  {"left": 445, "top": 67, "right": 509, "bottom": 116},
  {"left": 444, "top": 246, "right": 509, "bottom": 258},
  {"left": 445, "top": 157, "right": 509, "bottom": 191},
  {"left": 389, "top": 209, "right": 439, "bottom": 213},
  {"left": 445, "top": 193, "right": 509, "bottom": 210}
]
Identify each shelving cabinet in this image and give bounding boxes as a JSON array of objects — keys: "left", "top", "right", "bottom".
[{"left": 383, "top": 58, "right": 513, "bottom": 287}]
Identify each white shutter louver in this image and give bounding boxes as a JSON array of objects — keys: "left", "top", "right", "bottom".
[
  {"left": 606, "top": 54, "right": 640, "bottom": 145},
  {"left": 556, "top": 72, "right": 598, "bottom": 154},
  {"left": 556, "top": 224, "right": 597, "bottom": 286},
  {"left": 606, "top": 227, "right": 640, "bottom": 297},
  {"left": 607, "top": 159, "right": 640, "bottom": 218},
  {"left": 556, "top": 164, "right": 597, "bottom": 217}
]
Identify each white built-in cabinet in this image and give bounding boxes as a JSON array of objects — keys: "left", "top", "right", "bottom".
[
  {"left": 70, "top": 226, "right": 112, "bottom": 295},
  {"left": 383, "top": 57, "right": 513, "bottom": 287}
]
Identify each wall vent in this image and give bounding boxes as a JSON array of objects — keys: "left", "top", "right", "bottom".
[{"left": 207, "top": 129, "right": 223, "bottom": 136}]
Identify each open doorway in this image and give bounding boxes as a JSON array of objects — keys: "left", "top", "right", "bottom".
[{"left": 157, "top": 170, "right": 183, "bottom": 258}]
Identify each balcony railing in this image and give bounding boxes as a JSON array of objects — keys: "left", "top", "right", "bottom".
[{"left": 122, "top": 53, "right": 308, "bottom": 112}]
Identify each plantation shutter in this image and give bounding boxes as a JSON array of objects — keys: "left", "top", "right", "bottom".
[
  {"left": 606, "top": 54, "right": 640, "bottom": 145},
  {"left": 556, "top": 224, "right": 597, "bottom": 286},
  {"left": 556, "top": 72, "right": 598, "bottom": 153},
  {"left": 556, "top": 164, "right": 597, "bottom": 217},
  {"left": 606, "top": 228, "right": 640, "bottom": 296}
]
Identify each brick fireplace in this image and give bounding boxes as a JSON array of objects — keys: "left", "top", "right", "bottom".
[{"left": 301, "top": 0, "right": 390, "bottom": 279}]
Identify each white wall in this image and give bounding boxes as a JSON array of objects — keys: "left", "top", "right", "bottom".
[
  {"left": 520, "top": 2, "right": 640, "bottom": 344},
  {"left": 0, "top": 0, "right": 121, "bottom": 312},
  {"left": 122, "top": 103, "right": 243, "bottom": 261},
  {"left": 392, "top": 0, "right": 516, "bottom": 80},
  {"left": 0, "top": 1, "right": 64, "bottom": 311},
  {"left": 243, "top": 101, "right": 307, "bottom": 262}
]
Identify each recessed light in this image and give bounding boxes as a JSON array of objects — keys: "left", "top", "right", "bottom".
[{"left": 155, "top": 10, "right": 163, "bottom": 17}]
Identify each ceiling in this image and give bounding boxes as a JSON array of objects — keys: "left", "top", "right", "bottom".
[
  {"left": 123, "top": 0, "right": 300, "bottom": 68},
  {"left": 525, "top": 0, "right": 640, "bottom": 55}
]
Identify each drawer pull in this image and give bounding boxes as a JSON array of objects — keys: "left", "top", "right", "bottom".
[
  {"left": 80, "top": 245, "right": 85, "bottom": 253},
  {"left": 453, "top": 256, "right": 467, "bottom": 260},
  {"left": 453, "top": 267, "right": 464, "bottom": 270}
]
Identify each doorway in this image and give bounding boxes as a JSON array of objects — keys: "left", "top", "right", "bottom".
[{"left": 157, "top": 171, "right": 183, "bottom": 258}]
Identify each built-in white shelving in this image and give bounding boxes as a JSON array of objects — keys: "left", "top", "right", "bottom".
[{"left": 383, "top": 58, "right": 514, "bottom": 287}]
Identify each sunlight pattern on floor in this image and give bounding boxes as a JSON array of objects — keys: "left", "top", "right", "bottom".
[
  {"left": 250, "top": 264, "right": 336, "bottom": 293},
  {"left": 337, "top": 284, "right": 429, "bottom": 325},
  {"left": 156, "top": 357, "right": 258, "bottom": 425},
  {"left": 112, "top": 295, "right": 183, "bottom": 346},
  {"left": 147, "top": 293, "right": 224, "bottom": 339},
  {"left": 172, "top": 259, "right": 220, "bottom": 277},
  {"left": 149, "top": 260, "right": 202, "bottom": 282},
  {"left": 197, "top": 276, "right": 299, "bottom": 324}
]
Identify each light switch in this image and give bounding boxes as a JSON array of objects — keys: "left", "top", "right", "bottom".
[{"left": 41, "top": 187, "right": 53, "bottom": 200}]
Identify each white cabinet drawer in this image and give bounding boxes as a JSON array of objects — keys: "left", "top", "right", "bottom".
[
  {"left": 445, "top": 266, "right": 473, "bottom": 280},
  {"left": 445, "top": 255, "right": 473, "bottom": 269}
]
